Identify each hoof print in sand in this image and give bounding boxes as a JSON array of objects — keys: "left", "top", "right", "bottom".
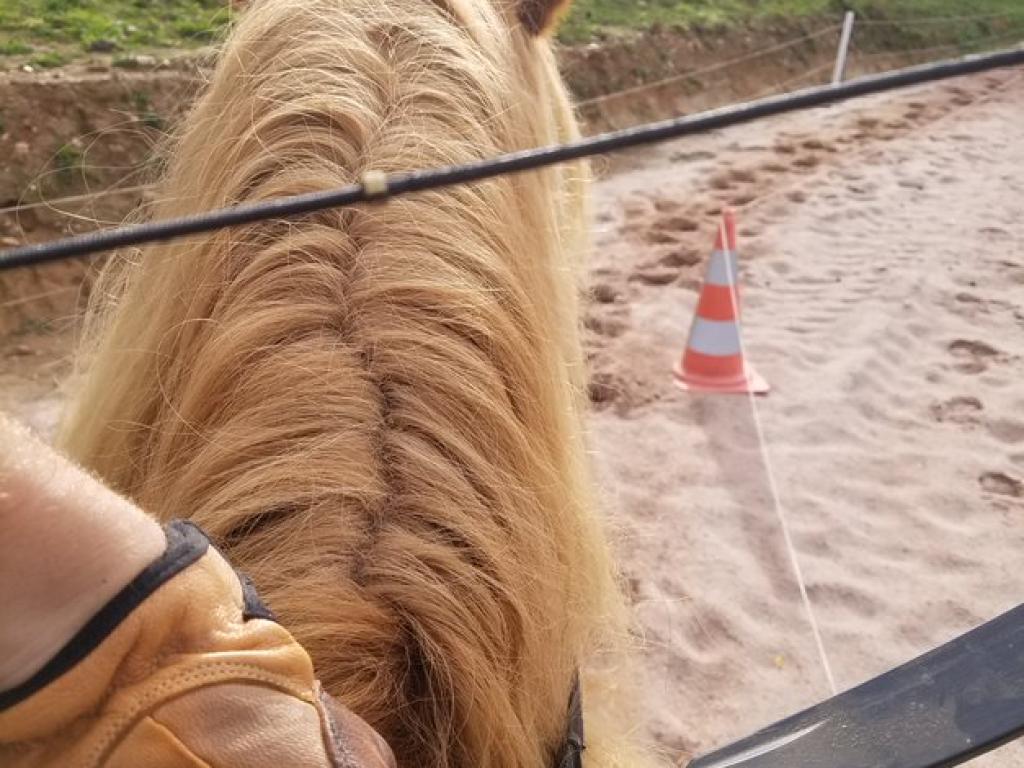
[
  {"left": 727, "top": 167, "right": 757, "bottom": 184},
  {"left": 658, "top": 247, "right": 702, "bottom": 269},
  {"left": 644, "top": 215, "right": 700, "bottom": 245},
  {"left": 948, "top": 339, "right": 1002, "bottom": 374},
  {"left": 657, "top": 214, "right": 700, "bottom": 234},
  {"left": 644, "top": 229, "right": 681, "bottom": 245},
  {"left": 792, "top": 154, "right": 820, "bottom": 170},
  {"left": 930, "top": 396, "right": 983, "bottom": 424},
  {"left": 590, "top": 282, "right": 622, "bottom": 305},
  {"left": 669, "top": 149, "right": 714, "bottom": 164},
  {"left": 801, "top": 138, "right": 833, "bottom": 152},
  {"left": 978, "top": 226, "right": 1011, "bottom": 240},
  {"left": 653, "top": 198, "right": 682, "bottom": 213},
  {"left": 630, "top": 266, "right": 680, "bottom": 286},
  {"left": 979, "top": 471, "right": 1023, "bottom": 498},
  {"left": 587, "top": 366, "right": 656, "bottom": 415},
  {"left": 709, "top": 172, "right": 733, "bottom": 191},
  {"left": 988, "top": 419, "right": 1024, "bottom": 445},
  {"left": 588, "top": 369, "right": 648, "bottom": 415},
  {"left": 587, "top": 370, "right": 622, "bottom": 406},
  {"left": 955, "top": 292, "right": 982, "bottom": 304},
  {"left": 585, "top": 310, "right": 629, "bottom": 338},
  {"left": 622, "top": 197, "right": 651, "bottom": 220}
]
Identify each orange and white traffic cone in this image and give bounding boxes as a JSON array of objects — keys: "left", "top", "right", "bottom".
[{"left": 673, "top": 209, "right": 769, "bottom": 395}]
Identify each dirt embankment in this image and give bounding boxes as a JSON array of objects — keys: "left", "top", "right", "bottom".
[
  {"left": 0, "top": 21, "right": 859, "bottom": 212},
  {"left": 0, "top": 19, "right": 970, "bottom": 335},
  {"left": 564, "top": 21, "right": 838, "bottom": 125}
]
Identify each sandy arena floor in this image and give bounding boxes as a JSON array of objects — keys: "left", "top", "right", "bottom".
[
  {"left": 584, "top": 68, "right": 1024, "bottom": 763},
  {"left": 2, "top": 66, "right": 1023, "bottom": 767}
]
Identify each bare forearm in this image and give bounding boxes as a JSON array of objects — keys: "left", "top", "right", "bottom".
[{"left": 0, "top": 415, "right": 165, "bottom": 691}]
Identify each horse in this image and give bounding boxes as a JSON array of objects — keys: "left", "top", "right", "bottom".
[{"left": 60, "top": 1, "right": 644, "bottom": 765}]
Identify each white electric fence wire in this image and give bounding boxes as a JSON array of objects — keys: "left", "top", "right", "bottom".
[
  {"left": 719, "top": 217, "right": 839, "bottom": 696},
  {"left": 753, "top": 62, "right": 834, "bottom": 99},
  {"left": 0, "top": 184, "right": 156, "bottom": 217},
  {"left": 853, "top": 26, "right": 1024, "bottom": 64},
  {"left": 858, "top": 12, "right": 1022, "bottom": 26},
  {"left": 0, "top": 285, "right": 77, "bottom": 310},
  {"left": 577, "top": 24, "right": 844, "bottom": 108}
]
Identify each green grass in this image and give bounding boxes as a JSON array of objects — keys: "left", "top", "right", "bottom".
[
  {"left": 30, "top": 49, "right": 67, "bottom": 68},
  {"left": 0, "top": 39, "right": 33, "bottom": 55},
  {"left": 129, "top": 89, "right": 166, "bottom": 129},
  {"left": 0, "top": 0, "right": 229, "bottom": 60},
  {"left": 54, "top": 141, "right": 85, "bottom": 186},
  {"left": 561, "top": 0, "right": 1024, "bottom": 44},
  {"left": 1, "top": 0, "right": 1023, "bottom": 61}
]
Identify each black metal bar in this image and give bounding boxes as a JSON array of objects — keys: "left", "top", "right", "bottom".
[
  {"left": 2, "top": 45, "right": 1023, "bottom": 272},
  {"left": 688, "top": 602, "right": 1024, "bottom": 768}
]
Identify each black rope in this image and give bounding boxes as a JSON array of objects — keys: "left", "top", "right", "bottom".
[{"left": 2, "top": 45, "right": 1023, "bottom": 273}]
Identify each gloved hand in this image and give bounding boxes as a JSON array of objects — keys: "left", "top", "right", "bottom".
[{"left": 0, "top": 520, "right": 396, "bottom": 768}]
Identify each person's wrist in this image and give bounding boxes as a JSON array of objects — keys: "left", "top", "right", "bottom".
[{"left": 0, "top": 416, "right": 166, "bottom": 692}]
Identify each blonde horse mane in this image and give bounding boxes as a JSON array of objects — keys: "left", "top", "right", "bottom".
[{"left": 60, "top": 0, "right": 643, "bottom": 765}]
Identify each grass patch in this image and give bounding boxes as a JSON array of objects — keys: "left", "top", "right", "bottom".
[
  {"left": 0, "top": 0, "right": 230, "bottom": 59},
  {"left": 0, "top": 0, "right": 1022, "bottom": 63},
  {"left": 14, "top": 316, "right": 54, "bottom": 336},
  {"left": 561, "top": 0, "right": 1024, "bottom": 44},
  {"left": 30, "top": 49, "right": 67, "bottom": 68},
  {"left": 130, "top": 90, "right": 166, "bottom": 130},
  {"left": 54, "top": 141, "right": 85, "bottom": 187},
  {"left": 0, "top": 39, "right": 32, "bottom": 55}
]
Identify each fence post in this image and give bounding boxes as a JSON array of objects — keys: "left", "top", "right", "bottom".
[{"left": 832, "top": 11, "right": 856, "bottom": 83}]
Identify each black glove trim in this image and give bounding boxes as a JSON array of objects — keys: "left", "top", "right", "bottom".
[{"left": 0, "top": 520, "right": 208, "bottom": 711}]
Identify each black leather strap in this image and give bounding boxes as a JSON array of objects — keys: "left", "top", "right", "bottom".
[
  {"left": 237, "top": 568, "right": 276, "bottom": 622},
  {"left": 556, "top": 672, "right": 586, "bottom": 768},
  {"left": 0, "top": 520, "right": 209, "bottom": 711}
]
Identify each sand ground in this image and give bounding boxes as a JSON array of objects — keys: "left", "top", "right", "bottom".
[
  {"left": 584, "top": 68, "right": 1024, "bottom": 763},
  {"left": 2, "top": 65, "right": 1023, "bottom": 766}
]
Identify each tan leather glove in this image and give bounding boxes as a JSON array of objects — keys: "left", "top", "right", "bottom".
[{"left": 0, "top": 521, "right": 396, "bottom": 768}]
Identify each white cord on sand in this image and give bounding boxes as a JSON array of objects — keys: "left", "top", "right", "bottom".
[{"left": 720, "top": 217, "right": 839, "bottom": 696}]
